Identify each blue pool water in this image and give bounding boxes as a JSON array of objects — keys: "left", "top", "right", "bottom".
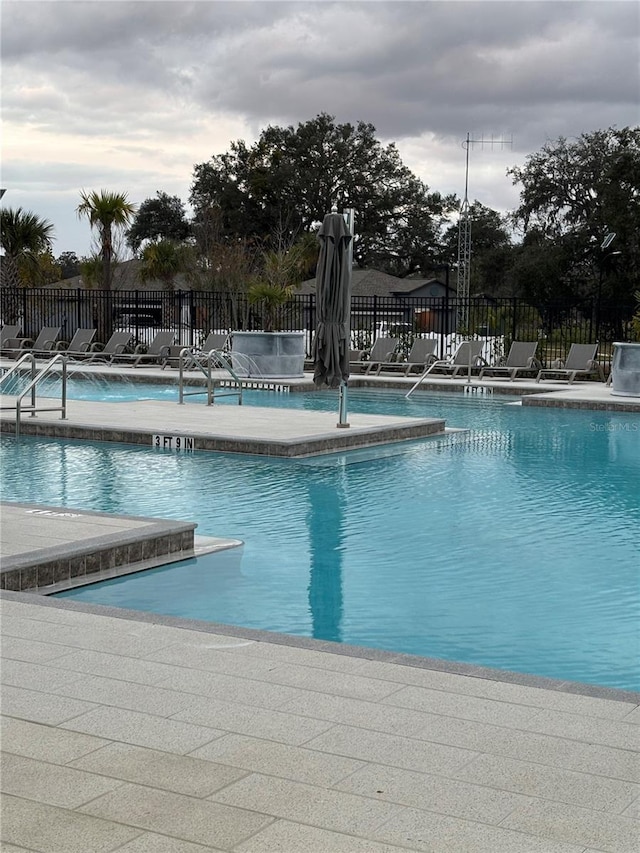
[{"left": 2, "top": 385, "right": 639, "bottom": 689}]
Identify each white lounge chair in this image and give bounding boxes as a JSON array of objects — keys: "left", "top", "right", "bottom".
[{"left": 536, "top": 343, "right": 604, "bottom": 384}]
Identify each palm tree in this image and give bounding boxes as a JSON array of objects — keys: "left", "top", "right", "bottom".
[
  {"left": 76, "top": 190, "right": 136, "bottom": 291},
  {"left": 0, "top": 207, "right": 55, "bottom": 290},
  {"left": 79, "top": 255, "right": 104, "bottom": 289},
  {"left": 291, "top": 230, "right": 320, "bottom": 280},
  {"left": 138, "top": 240, "right": 186, "bottom": 329},
  {"left": 247, "top": 235, "right": 318, "bottom": 332},
  {"left": 138, "top": 240, "right": 185, "bottom": 291},
  {"left": 0, "top": 207, "right": 55, "bottom": 323}
]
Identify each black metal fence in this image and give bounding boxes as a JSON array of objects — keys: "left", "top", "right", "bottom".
[{"left": 1, "top": 287, "right": 636, "bottom": 371}]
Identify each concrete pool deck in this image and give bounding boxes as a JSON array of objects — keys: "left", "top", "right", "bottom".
[
  {"left": 1, "top": 367, "right": 639, "bottom": 851},
  {"left": 0, "top": 394, "right": 447, "bottom": 457},
  {"left": 1, "top": 591, "right": 639, "bottom": 852}
]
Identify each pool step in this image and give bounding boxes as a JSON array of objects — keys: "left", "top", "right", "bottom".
[{"left": 0, "top": 501, "right": 197, "bottom": 593}]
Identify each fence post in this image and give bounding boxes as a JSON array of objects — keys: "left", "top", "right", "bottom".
[
  {"left": 372, "top": 295, "right": 378, "bottom": 343},
  {"left": 307, "top": 294, "right": 315, "bottom": 356},
  {"left": 443, "top": 291, "right": 449, "bottom": 359},
  {"left": 21, "top": 288, "right": 28, "bottom": 334}
]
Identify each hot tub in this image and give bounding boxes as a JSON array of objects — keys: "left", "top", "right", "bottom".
[
  {"left": 610, "top": 342, "right": 640, "bottom": 397},
  {"left": 231, "top": 331, "right": 306, "bottom": 378}
]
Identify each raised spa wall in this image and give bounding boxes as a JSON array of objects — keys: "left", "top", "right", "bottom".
[
  {"left": 231, "top": 331, "right": 306, "bottom": 379},
  {"left": 611, "top": 342, "right": 640, "bottom": 397}
]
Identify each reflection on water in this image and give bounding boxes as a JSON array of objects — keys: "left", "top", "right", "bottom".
[
  {"left": 608, "top": 422, "right": 640, "bottom": 468},
  {"left": 306, "top": 468, "right": 346, "bottom": 643}
]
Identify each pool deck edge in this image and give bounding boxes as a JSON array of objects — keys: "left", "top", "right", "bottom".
[
  {"left": 0, "top": 501, "right": 240, "bottom": 593},
  {"left": 0, "top": 395, "right": 447, "bottom": 457},
  {"left": 2, "top": 588, "right": 637, "bottom": 704}
]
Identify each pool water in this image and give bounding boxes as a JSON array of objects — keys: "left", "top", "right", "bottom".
[{"left": 2, "top": 388, "right": 639, "bottom": 689}]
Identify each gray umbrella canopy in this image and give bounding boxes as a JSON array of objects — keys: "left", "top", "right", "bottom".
[{"left": 312, "top": 212, "right": 352, "bottom": 389}]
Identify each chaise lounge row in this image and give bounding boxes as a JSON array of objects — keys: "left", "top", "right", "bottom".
[
  {"left": 353, "top": 337, "right": 605, "bottom": 383},
  {"left": 0, "top": 325, "right": 233, "bottom": 369},
  {"left": 1, "top": 323, "right": 607, "bottom": 383}
]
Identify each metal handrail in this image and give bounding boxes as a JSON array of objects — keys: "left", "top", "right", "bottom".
[
  {"left": 405, "top": 341, "right": 478, "bottom": 398},
  {"left": 0, "top": 352, "right": 39, "bottom": 414},
  {"left": 10, "top": 354, "right": 69, "bottom": 436},
  {"left": 178, "top": 348, "right": 243, "bottom": 405}
]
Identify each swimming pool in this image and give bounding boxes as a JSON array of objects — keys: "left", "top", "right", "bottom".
[{"left": 2, "top": 389, "right": 639, "bottom": 689}]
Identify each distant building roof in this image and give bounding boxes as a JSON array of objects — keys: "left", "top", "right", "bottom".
[
  {"left": 300, "top": 268, "right": 455, "bottom": 297},
  {"left": 46, "top": 258, "right": 192, "bottom": 291}
]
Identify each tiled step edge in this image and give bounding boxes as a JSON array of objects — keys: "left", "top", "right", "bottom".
[{"left": 0, "top": 521, "right": 196, "bottom": 592}]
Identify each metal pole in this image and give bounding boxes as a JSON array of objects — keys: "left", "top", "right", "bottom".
[
  {"left": 338, "top": 382, "right": 349, "bottom": 427},
  {"left": 596, "top": 264, "right": 603, "bottom": 342},
  {"left": 338, "top": 208, "right": 354, "bottom": 428},
  {"left": 443, "top": 264, "right": 450, "bottom": 359},
  {"left": 61, "top": 357, "right": 67, "bottom": 420}
]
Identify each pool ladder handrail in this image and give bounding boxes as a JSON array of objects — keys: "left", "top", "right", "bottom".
[
  {"left": 0, "top": 352, "right": 68, "bottom": 436},
  {"left": 178, "top": 347, "right": 243, "bottom": 405},
  {"left": 0, "top": 352, "right": 39, "bottom": 401},
  {"left": 405, "top": 345, "right": 476, "bottom": 398}
]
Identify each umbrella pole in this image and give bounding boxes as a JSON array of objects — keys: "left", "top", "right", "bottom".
[
  {"left": 337, "top": 207, "right": 355, "bottom": 429},
  {"left": 337, "top": 381, "right": 349, "bottom": 428}
]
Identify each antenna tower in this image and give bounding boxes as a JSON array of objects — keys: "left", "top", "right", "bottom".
[{"left": 457, "top": 132, "right": 512, "bottom": 330}]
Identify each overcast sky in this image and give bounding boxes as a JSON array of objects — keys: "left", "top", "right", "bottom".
[{"left": 2, "top": 0, "right": 638, "bottom": 258}]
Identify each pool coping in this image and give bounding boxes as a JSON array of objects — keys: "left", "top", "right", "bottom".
[
  {"left": 1, "top": 588, "right": 637, "bottom": 704},
  {"left": 0, "top": 501, "right": 240, "bottom": 593},
  {"left": 0, "top": 405, "right": 447, "bottom": 457}
]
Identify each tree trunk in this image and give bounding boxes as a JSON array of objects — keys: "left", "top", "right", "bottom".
[{"left": 0, "top": 259, "right": 22, "bottom": 324}]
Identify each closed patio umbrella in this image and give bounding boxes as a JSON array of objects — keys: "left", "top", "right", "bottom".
[{"left": 312, "top": 209, "right": 353, "bottom": 425}]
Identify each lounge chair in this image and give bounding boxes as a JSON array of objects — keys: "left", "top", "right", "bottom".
[
  {"left": 371, "top": 338, "right": 438, "bottom": 376},
  {"left": 0, "top": 324, "right": 21, "bottom": 349},
  {"left": 304, "top": 336, "right": 319, "bottom": 372},
  {"left": 536, "top": 343, "right": 604, "bottom": 384},
  {"left": 200, "top": 331, "right": 229, "bottom": 353},
  {"left": 362, "top": 337, "right": 401, "bottom": 375},
  {"left": 309, "top": 346, "right": 365, "bottom": 374},
  {"left": 346, "top": 348, "right": 367, "bottom": 373},
  {"left": 70, "top": 331, "right": 133, "bottom": 363},
  {"left": 420, "top": 340, "right": 485, "bottom": 377},
  {"left": 111, "top": 330, "right": 175, "bottom": 367},
  {"left": 161, "top": 332, "right": 229, "bottom": 370},
  {"left": 3, "top": 326, "right": 61, "bottom": 358},
  {"left": 479, "top": 341, "right": 540, "bottom": 381},
  {"left": 55, "top": 328, "right": 96, "bottom": 356}
]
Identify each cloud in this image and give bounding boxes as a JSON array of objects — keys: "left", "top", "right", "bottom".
[{"left": 2, "top": 0, "right": 638, "bottom": 256}]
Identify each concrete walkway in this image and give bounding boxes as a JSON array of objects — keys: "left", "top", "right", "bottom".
[{"left": 1, "top": 593, "right": 639, "bottom": 853}]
